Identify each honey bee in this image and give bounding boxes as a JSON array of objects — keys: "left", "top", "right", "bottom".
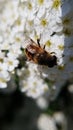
[{"left": 25, "top": 38, "right": 57, "bottom": 67}]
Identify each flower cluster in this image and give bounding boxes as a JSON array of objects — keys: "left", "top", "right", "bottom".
[
  {"left": 37, "top": 112, "right": 67, "bottom": 130},
  {"left": 0, "top": 0, "right": 73, "bottom": 98}
]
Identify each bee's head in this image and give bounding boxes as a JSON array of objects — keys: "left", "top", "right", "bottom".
[{"left": 48, "top": 55, "right": 57, "bottom": 68}]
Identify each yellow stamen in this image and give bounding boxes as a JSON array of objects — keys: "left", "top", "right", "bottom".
[
  {"left": 45, "top": 40, "right": 52, "bottom": 47},
  {"left": 15, "top": 37, "right": 21, "bottom": 42},
  {"left": 41, "top": 19, "right": 47, "bottom": 27},
  {"left": 52, "top": 0, "right": 61, "bottom": 9},
  {"left": 33, "top": 82, "right": 37, "bottom": 86},
  {"left": 69, "top": 56, "right": 73, "bottom": 62},
  {"left": 28, "top": 20, "right": 33, "bottom": 26},
  {"left": 28, "top": 2, "right": 32, "bottom": 10},
  {"left": 37, "top": 0, "right": 44, "bottom": 5},
  {"left": 0, "top": 58, "right": 3, "bottom": 62},
  {"left": 8, "top": 61, "right": 13, "bottom": 65},
  {"left": 63, "top": 28, "right": 72, "bottom": 36},
  {"left": 58, "top": 44, "right": 64, "bottom": 50},
  {"left": 63, "top": 18, "right": 70, "bottom": 25},
  {"left": 0, "top": 78, "right": 6, "bottom": 83},
  {"left": 58, "top": 65, "right": 65, "bottom": 70},
  {"left": 15, "top": 19, "right": 21, "bottom": 26}
]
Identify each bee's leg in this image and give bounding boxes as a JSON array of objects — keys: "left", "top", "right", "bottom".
[
  {"left": 43, "top": 45, "right": 46, "bottom": 49},
  {"left": 50, "top": 52, "right": 56, "bottom": 55}
]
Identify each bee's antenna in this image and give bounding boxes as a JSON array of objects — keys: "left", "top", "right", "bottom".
[
  {"left": 37, "top": 38, "right": 40, "bottom": 47},
  {"left": 37, "top": 34, "right": 41, "bottom": 47}
]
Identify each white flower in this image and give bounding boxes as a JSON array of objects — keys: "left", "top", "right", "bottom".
[
  {"left": 0, "top": 62, "right": 8, "bottom": 71},
  {"left": 26, "top": 80, "right": 48, "bottom": 98},
  {"left": 0, "top": 76, "right": 8, "bottom": 88},
  {"left": 0, "top": 34, "right": 3, "bottom": 43},
  {"left": 68, "top": 84, "right": 73, "bottom": 93},
  {"left": 0, "top": 41, "right": 10, "bottom": 50},
  {"left": 9, "top": 32, "right": 24, "bottom": 48},
  {"left": 12, "top": 17, "right": 26, "bottom": 33},
  {"left": 18, "top": 63, "right": 48, "bottom": 98},
  {"left": 37, "top": 114, "right": 57, "bottom": 130},
  {"left": 0, "top": 62, "right": 10, "bottom": 88},
  {"left": 37, "top": 0, "right": 52, "bottom": 9},
  {"left": 1, "top": 0, "right": 19, "bottom": 26},
  {"left": 20, "top": 0, "right": 37, "bottom": 21},
  {"left": 53, "top": 112, "right": 67, "bottom": 130},
  {"left": 0, "top": 51, "right": 5, "bottom": 61},
  {"left": 4, "top": 56, "right": 19, "bottom": 72},
  {"left": 7, "top": 44, "right": 22, "bottom": 58},
  {"left": 34, "top": 10, "right": 50, "bottom": 35},
  {"left": 36, "top": 96, "right": 48, "bottom": 109},
  {"left": 0, "top": 0, "right": 73, "bottom": 99}
]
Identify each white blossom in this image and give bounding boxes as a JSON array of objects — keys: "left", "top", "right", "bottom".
[
  {"left": 4, "top": 56, "right": 19, "bottom": 72},
  {"left": 0, "top": 62, "right": 10, "bottom": 88},
  {"left": 37, "top": 114, "right": 57, "bottom": 130},
  {"left": 0, "top": 0, "right": 73, "bottom": 99},
  {"left": 18, "top": 63, "right": 48, "bottom": 98}
]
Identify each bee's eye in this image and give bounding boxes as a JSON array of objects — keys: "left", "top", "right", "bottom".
[
  {"left": 48, "top": 55, "right": 57, "bottom": 67},
  {"left": 53, "top": 55, "right": 57, "bottom": 65}
]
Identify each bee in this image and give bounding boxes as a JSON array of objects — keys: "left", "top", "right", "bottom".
[{"left": 25, "top": 38, "right": 57, "bottom": 68}]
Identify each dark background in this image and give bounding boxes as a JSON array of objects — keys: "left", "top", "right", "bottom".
[{"left": 0, "top": 83, "right": 73, "bottom": 130}]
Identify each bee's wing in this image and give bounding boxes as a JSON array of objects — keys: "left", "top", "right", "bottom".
[
  {"left": 23, "top": 36, "right": 36, "bottom": 48},
  {"left": 22, "top": 39, "right": 32, "bottom": 48},
  {"left": 27, "top": 45, "right": 38, "bottom": 54}
]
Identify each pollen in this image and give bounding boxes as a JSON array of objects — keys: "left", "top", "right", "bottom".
[
  {"left": 33, "top": 82, "right": 37, "bottom": 86},
  {"left": 0, "top": 58, "right": 3, "bottom": 62},
  {"left": 41, "top": 19, "right": 47, "bottom": 27},
  {"left": 63, "top": 18, "right": 70, "bottom": 25},
  {"left": 28, "top": 2, "right": 32, "bottom": 10},
  {"left": 37, "top": 0, "right": 44, "bottom": 5},
  {"left": 15, "top": 37, "right": 21, "bottom": 42},
  {"left": 0, "top": 78, "right": 6, "bottom": 83},
  {"left": 0, "top": 68, "right": 2, "bottom": 71},
  {"left": 69, "top": 56, "right": 73, "bottom": 62},
  {"left": 63, "top": 28, "right": 72, "bottom": 36},
  {"left": 15, "top": 18, "right": 21, "bottom": 26},
  {"left": 32, "top": 88, "right": 36, "bottom": 93},
  {"left": 58, "top": 65, "right": 65, "bottom": 70},
  {"left": 52, "top": 0, "right": 61, "bottom": 9},
  {"left": 8, "top": 61, "right": 13, "bottom": 65},
  {"left": 58, "top": 44, "right": 64, "bottom": 50},
  {"left": 45, "top": 40, "right": 52, "bottom": 47},
  {"left": 28, "top": 20, "right": 33, "bottom": 26}
]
